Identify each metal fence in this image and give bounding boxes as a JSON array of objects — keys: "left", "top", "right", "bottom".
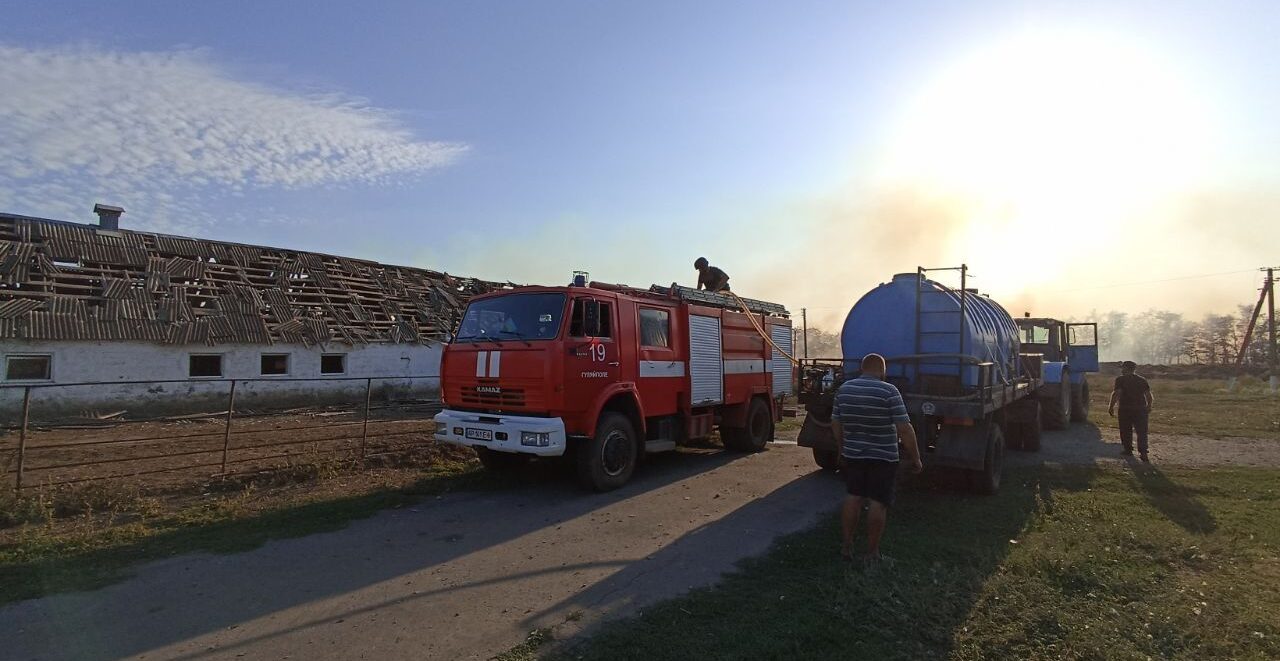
[{"left": 1, "top": 375, "right": 442, "bottom": 492}]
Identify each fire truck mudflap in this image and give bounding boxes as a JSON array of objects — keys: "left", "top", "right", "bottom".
[{"left": 434, "top": 409, "right": 569, "bottom": 457}]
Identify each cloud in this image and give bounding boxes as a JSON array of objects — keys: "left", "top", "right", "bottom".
[{"left": 0, "top": 44, "right": 465, "bottom": 232}]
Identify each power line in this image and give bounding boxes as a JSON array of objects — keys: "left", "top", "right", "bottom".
[{"left": 1038, "top": 269, "right": 1259, "bottom": 294}]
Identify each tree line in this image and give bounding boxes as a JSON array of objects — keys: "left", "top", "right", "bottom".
[
  {"left": 1090, "top": 307, "right": 1271, "bottom": 366},
  {"left": 793, "top": 306, "right": 1273, "bottom": 366}
]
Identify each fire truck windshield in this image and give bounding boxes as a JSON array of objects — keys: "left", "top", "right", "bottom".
[{"left": 455, "top": 293, "right": 567, "bottom": 342}]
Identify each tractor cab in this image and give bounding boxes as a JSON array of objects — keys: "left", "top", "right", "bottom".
[{"left": 1016, "top": 316, "right": 1099, "bottom": 372}]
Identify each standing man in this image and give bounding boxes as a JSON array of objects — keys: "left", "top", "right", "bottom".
[
  {"left": 831, "top": 353, "right": 923, "bottom": 563},
  {"left": 694, "top": 257, "right": 730, "bottom": 293},
  {"left": 1109, "top": 360, "right": 1154, "bottom": 462}
]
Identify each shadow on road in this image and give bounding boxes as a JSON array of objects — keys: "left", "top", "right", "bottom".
[
  {"left": 3, "top": 447, "right": 765, "bottom": 660},
  {"left": 525, "top": 469, "right": 839, "bottom": 630},
  {"left": 1006, "top": 423, "right": 1118, "bottom": 468},
  {"left": 551, "top": 456, "right": 1107, "bottom": 660}
]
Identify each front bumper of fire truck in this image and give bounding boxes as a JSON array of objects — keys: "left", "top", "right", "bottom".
[{"left": 433, "top": 409, "right": 568, "bottom": 457}]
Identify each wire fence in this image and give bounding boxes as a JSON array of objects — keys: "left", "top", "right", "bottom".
[{"left": 1, "top": 375, "right": 442, "bottom": 493}]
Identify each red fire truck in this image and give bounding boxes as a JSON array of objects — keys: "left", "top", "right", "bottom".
[{"left": 434, "top": 280, "right": 794, "bottom": 491}]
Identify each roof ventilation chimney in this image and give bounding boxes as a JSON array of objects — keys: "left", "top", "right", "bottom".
[{"left": 93, "top": 203, "right": 124, "bottom": 231}]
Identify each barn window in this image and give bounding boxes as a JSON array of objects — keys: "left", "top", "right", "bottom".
[
  {"left": 189, "top": 354, "right": 223, "bottom": 378},
  {"left": 5, "top": 355, "right": 52, "bottom": 381},
  {"left": 321, "top": 354, "right": 346, "bottom": 375},
  {"left": 260, "top": 354, "right": 289, "bottom": 376}
]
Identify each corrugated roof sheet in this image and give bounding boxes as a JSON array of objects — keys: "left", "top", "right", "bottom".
[{"left": 0, "top": 213, "right": 507, "bottom": 346}]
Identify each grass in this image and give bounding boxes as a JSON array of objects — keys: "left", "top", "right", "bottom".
[
  {"left": 776, "top": 414, "right": 804, "bottom": 434},
  {"left": 550, "top": 464, "right": 1280, "bottom": 660},
  {"left": 1086, "top": 376, "right": 1280, "bottom": 440},
  {"left": 0, "top": 454, "right": 487, "bottom": 606}
]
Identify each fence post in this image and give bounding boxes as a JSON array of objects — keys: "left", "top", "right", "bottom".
[
  {"left": 220, "top": 380, "right": 237, "bottom": 474},
  {"left": 360, "top": 378, "right": 372, "bottom": 459},
  {"left": 15, "top": 386, "right": 31, "bottom": 493}
]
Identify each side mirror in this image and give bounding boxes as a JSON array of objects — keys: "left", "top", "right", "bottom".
[{"left": 583, "top": 300, "right": 601, "bottom": 337}]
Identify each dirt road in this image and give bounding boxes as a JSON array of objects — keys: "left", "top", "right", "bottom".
[
  {"left": 2, "top": 445, "right": 844, "bottom": 661},
  {"left": 4, "top": 423, "right": 1276, "bottom": 661}
]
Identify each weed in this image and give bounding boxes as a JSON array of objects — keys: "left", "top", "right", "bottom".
[{"left": 495, "top": 628, "right": 555, "bottom": 661}]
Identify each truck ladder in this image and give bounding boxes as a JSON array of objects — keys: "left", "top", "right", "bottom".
[
  {"left": 653, "top": 284, "right": 799, "bottom": 367},
  {"left": 650, "top": 284, "right": 789, "bottom": 317},
  {"left": 914, "top": 265, "right": 969, "bottom": 384}
]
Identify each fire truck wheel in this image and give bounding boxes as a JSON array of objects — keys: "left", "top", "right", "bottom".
[
  {"left": 723, "top": 397, "right": 773, "bottom": 453},
  {"left": 576, "top": 412, "right": 638, "bottom": 492},
  {"left": 475, "top": 447, "right": 532, "bottom": 471}
]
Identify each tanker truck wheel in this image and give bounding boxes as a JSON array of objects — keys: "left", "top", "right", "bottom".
[
  {"left": 1070, "top": 380, "right": 1090, "bottom": 422},
  {"left": 722, "top": 397, "right": 773, "bottom": 453},
  {"left": 968, "top": 422, "right": 1005, "bottom": 495},
  {"left": 576, "top": 413, "right": 638, "bottom": 492},
  {"left": 1007, "top": 399, "right": 1042, "bottom": 452}
]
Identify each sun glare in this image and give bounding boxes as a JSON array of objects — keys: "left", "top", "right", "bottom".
[{"left": 877, "top": 28, "right": 1220, "bottom": 294}]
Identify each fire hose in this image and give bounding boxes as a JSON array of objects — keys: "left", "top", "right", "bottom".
[{"left": 724, "top": 290, "right": 802, "bottom": 367}]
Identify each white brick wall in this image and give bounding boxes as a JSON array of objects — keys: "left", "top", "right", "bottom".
[{"left": 0, "top": 341, "right": 442, "bottom": 421}]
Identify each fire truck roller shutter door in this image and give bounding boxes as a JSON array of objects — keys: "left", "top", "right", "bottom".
[
  {"left": 689, "top": 314, "right": 724, "bottom": 405},
  {"left": 770, "top": 324, "right": 794, "bottom": 395}
]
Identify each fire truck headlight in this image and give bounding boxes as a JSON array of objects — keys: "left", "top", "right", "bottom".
[{"left": 521, "top": 431, "right": 551, "bottom": 447}]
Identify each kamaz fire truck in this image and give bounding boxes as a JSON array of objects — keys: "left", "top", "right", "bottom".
[{"left": 434, "top": 278, "right": 794, "bottom": 491}]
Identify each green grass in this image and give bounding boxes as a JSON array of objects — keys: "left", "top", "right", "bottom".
[
  {"left": 1086, "top": 376, "right": 1280, "bottom": 439},
  {"left": 552, "top": 465, "right": 1280, "bottom": 660},
  {"left": 0, "top": 458, "right": 486, "bottom": 606}
]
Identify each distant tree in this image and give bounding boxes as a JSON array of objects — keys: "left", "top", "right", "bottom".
[
  {"left": 802, "top": 328, "right": 842, "bottom": 360},
  {"left": 1098, "top": 311, "right": 1129, "bottom": 362}
]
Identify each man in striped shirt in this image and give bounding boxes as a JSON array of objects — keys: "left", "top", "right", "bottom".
[{"left": 831, "top": 353, "right": 923, "bottom": 562}]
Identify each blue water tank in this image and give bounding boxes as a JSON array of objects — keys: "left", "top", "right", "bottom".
[{"left": 841, "top": 273, "right": 1021, "bottom": 389}]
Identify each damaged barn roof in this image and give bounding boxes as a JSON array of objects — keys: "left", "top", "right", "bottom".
[{"left": 0, "top": 211, "right": 510, "bottom": 346}]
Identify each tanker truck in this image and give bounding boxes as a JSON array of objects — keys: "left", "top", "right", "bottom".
[{"left": 797, "top": 265, "right": 1098, "bottom": 494}]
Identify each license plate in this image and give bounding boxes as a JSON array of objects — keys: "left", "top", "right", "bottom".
[{"left": 465, "top": 428, "right": 494, "bottom": 441}]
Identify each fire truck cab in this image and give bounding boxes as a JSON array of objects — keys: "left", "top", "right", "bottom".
[{"left": 434, "top": 280, "right": 793, "bottom": 491}]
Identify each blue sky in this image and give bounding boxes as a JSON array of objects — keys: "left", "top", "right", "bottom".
[{"left": 3, "top": 1, "right": 1278, "bottom": 326}]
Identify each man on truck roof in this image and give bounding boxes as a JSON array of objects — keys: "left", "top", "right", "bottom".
[
  {"left": 694, "top": 257, "right": 730, "bottom": 293},
  {"left": 831, "top": 353, "right": 923, "bottom": 564}
]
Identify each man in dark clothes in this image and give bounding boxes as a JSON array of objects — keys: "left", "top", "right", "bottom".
[
  {"left": 1109, "top": 360, "right": 1154, "bottom": 461},
  {"left": 694, "top": 257, "right": 730, "bottom": 292},
  {"left": 830, "top": 353, "right": 923, "bottom": 563}
]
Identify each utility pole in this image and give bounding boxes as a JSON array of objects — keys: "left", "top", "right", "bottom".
[
  {"left": 1269, "top": 268, "right": 1277, "bottom": 392},
  {"left": 1268, "top": 268, "right": 1276, "bottom": 366},
  {"left": 1236, "top": 276, "right": 1269, "bottom": 368},
  {"left": 801, "top": 308, "right": 808, "bottom": 360}
]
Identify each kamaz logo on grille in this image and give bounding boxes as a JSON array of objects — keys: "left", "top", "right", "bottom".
[{"left": 475, "top": 386, "right": 502, "bottom": 394}]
